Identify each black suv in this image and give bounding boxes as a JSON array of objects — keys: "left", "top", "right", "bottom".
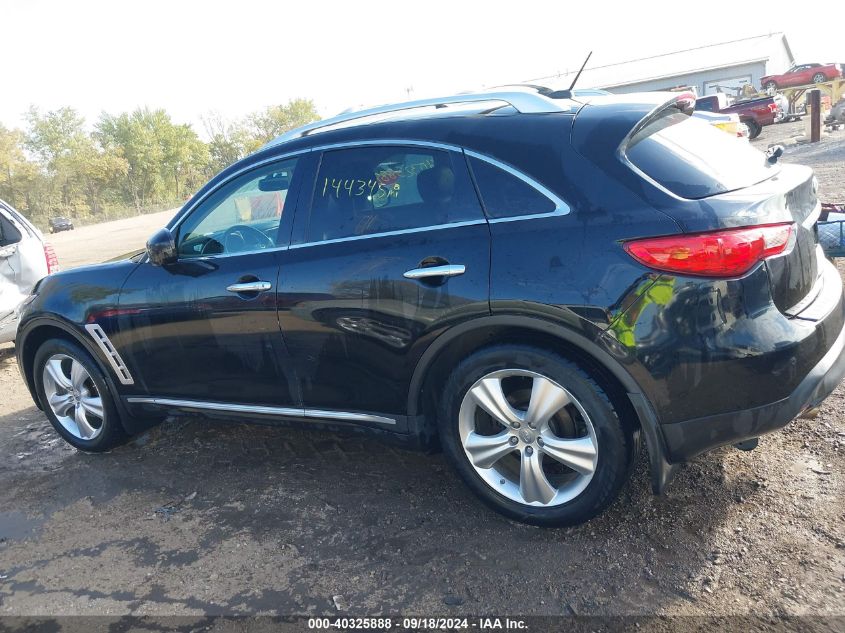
[
  {"left": 16, "top": 89, "right": 845, "bottom": 525},
  {"left": 48, "top": 216, "right": 74, "bottom": 233}
]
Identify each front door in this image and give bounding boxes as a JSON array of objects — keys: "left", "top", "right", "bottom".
[
  {"left": 114, "top": 154, "right": 306, "bottom": 407},
  {"left": 277, "top": 143, "right": 491, "bottom": 423}
]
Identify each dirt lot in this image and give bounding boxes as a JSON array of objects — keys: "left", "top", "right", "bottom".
[
  {"left": 0, "top": 130, "right": 843, "bottom": 625},
  {"left": 752, "top": 118, "right": 845, "bottom": 202}
]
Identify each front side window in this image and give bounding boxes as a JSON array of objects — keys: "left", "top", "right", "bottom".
[
  {"left": 468, "top": 156, "right": 557, "bottom": 219},
  {"left": 306, "top": 146, "right": 482, "bottom": 243},
  {"left": 177, "top": 157, "right": 298, "bottom": 258}
]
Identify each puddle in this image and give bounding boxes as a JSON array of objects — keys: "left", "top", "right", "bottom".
[{"left": 0, "top": 510, "right": 46, "bottom": 542}]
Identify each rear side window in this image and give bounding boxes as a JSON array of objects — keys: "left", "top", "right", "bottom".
[
  {"left": 625, "top": 111, "right": 778, "bottom": 199},
  {"left": 306, "top": 146, "right": 482, "bottom": 242},
  {"left": 0, "top": 212, "right": 23, "bottom": 247},
  {"left": 1, "top": 204, "right": 35, "bottom": 238},
  {"left": 468, "top": 156, "right": 557, "bottom": 219}
]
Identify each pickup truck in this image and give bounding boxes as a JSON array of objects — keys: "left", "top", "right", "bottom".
[
  {"left": 695, "top": 93, "right": 777, "bottom": 139},
  {"left": 761, "top": 63, "right": 843, "bottom": 92}
]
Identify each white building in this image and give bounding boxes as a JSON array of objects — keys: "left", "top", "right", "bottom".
[{"left": 539, "top": 33, "right": 795, "bottom": 97}]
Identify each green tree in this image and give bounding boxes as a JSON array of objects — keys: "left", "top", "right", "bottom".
[
  {"left": 0, "top": 124, "right": 36, "bottom": 209},
  {"left": 1, "top": 98, "right": 322, "bottom": 228},
  {"left": 24, "top": 106, "right": 86, "bottom": 167},
  {"left": 25, "top": 107, "right": 91, "bottom": 213},
  {"left": 161, "top": 123, "right": 208, "bottom": 199},
  {"left": 244, "top": 98, "right": 319, "bottom": 151},
  {"left": 202, "top": 112, "right": 252, "bottom": 173},
  {"left": 73, "top": 139, "right": 129, "bottom": 215},
  {"left": 97, "top": 108, "right": 208, "bottom": 210}
]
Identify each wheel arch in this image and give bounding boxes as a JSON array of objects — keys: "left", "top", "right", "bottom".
[
  {"left": 17, "top": 317, "right": 138, "bottom": 432},
  {"left": 408, "top": 314, "right": 677, "bottom": 493}
]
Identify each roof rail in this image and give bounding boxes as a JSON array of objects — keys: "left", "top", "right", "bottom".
[{"left": 264, "top": 89, "right": 574, "bottom": 148}]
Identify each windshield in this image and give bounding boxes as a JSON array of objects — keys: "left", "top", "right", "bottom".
[{"left": 625, "top": 111, "right": 778, "bottom": 199}]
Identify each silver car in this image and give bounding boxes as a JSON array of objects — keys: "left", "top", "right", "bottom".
[{"left": 0, "top": 200, "right": 57, "bottom": 344}]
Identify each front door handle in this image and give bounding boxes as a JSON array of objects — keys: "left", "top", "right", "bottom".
[
  {"left": 226, "top": 281, "right": 272, "bottom": 293},
  {"left": 403, "top": 264, "right": 466, "bottom": 280}
]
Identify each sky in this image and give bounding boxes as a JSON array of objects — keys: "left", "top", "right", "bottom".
[{"left": 3, "top": 0, "right": 839, "bottom": 138}]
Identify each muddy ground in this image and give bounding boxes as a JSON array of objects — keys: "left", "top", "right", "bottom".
[{"left": 0, "top": 123, "right": 843, "bottom": 626}]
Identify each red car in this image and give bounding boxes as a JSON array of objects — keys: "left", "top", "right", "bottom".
[{"left": 761, "top": 63, "right": 843, "bottom": 92}]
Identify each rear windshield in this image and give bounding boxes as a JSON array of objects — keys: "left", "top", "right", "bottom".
[{"left": 625, "top": 111, "right": 779, "bottom": 199}]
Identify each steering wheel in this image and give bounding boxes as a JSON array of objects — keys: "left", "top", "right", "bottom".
[{"left": 222, "top": 224, "right": 275, "bottom": 254}]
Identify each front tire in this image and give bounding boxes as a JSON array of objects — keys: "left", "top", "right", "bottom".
[
  {"left": 764, "top": 81, "right": 777, "bottom": 93},
  {"left": 33, "top": 338, "right": 127, "bottom": 452},
  {"left": 437, "top": 345, "right": 635, "bottom": 526}
]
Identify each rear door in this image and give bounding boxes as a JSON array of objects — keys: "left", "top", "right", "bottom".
[{"left": 276, "top": 142, "right": 490, "bottom": 424}]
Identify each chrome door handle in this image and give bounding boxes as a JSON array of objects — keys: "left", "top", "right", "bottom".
[
  {"left": 403, "top": 264, "right": 466, "bottom": 280},
  {"left": 226, "top": 281, "right": 272, "bottom": 293}
]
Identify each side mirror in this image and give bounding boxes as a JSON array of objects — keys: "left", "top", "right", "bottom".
[
  {"left": 146, "top": 228, "right": 177, "bottom": 266},
  {"left": 258, "top": 171, "right": 291, "bottom": 192}
]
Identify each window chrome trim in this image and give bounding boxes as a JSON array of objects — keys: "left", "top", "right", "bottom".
[
  {"left": 168, "top": 149, "right": 312, "bottom": 234},
  {"left": 175, "top": 244, "right": 290, "bottom": 263},
  {"left": 167, "top": 139, "right": 571, "bottom": 257},
  {"left": 125, "top": 397, "right": 397, "bottom": 426},
  {"left": 463, "top": 149, "right": 571, "bottom": 221},
  {"left": 84, "top": 324, "right": 134, "bottom": 385},
  {"left": 289, "top": 219, "right": 486, "bottom": 250},
  {"left": 309, "top": 139, "right": 462, "bottom": 153}
]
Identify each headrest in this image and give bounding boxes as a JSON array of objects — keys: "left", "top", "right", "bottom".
[{"left": 417, "top": 166, "right": 454, "bottom": 204}]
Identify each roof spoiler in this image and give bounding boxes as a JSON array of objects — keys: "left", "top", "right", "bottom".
[
  {"left": 570, "top": 91, "right": 698, "bottom": 167},
  {"left": 620, "top": 92, "right": 695, "bottom": 147},
  {"left": 621, "top": 91, "right": 696, "bottom": 150}
]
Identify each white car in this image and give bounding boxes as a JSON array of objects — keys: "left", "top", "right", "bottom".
[{"left": 0, "top": 200, "right": 58, "bottom": 344}]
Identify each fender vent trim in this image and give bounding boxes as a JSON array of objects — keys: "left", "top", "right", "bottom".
[{"left": 84, "top": 324, "right": 134, "bottom": 385}]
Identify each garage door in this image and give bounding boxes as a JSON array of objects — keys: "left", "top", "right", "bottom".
[{"left": 703, "top": 75, "right": 752, "bottom": 97}]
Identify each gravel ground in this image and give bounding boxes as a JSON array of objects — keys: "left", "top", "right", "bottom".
[
  {"left": 0, "top": 136, "right": 843, "bottom": 626},
  {"left": 752, "top": 119, "right": 845, "bottom": 203}
]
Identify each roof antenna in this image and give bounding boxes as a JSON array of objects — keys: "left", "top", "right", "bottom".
[{"left": 548, "top": 51, "right": 593, "bottom": 99}]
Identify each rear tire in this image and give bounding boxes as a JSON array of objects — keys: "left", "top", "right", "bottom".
[
  {"left": 764, "top": 81, "right": 777, "bottom": 93},
  {"left": 812, "top": 73, "right": 826, "bottom": 85},
  {"left": 33, "top": 338, "right": 128, "bottom": 452},
  {"left": 437, "top": 344, "right": 635, "bottom": 526},
  {"left": 746, "top": 119, "right": 762, "bottom": 140}
]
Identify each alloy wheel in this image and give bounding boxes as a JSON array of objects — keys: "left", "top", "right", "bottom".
[
  {"left": 42, "top": 353, "right": 105, "bottom": 440},
  {"left": 458, "top": 369, "right": 598, "bottom": 507}
]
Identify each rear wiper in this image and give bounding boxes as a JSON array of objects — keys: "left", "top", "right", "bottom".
[{"left": 766, "top": 144, "right": 785, "bottom": 165}]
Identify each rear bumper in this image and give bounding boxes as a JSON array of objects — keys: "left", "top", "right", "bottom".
[{"left": 662, "top": 315, "right": 845, "bottom": 462}]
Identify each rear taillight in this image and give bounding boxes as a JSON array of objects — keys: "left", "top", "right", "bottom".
[
  {"left": 624, "top": 223, "right": 793, "bottom": 277},
  {"left": 768, "top": 103, "right": 777, "bottom": 113},
  {"left": 43, "top": 243, "right": 59, "bottom": 274}
]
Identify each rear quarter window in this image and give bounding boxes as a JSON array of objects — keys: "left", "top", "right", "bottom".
[
  {"left": 467, "top": 155, "right": 557, "bottom": 219},
  {"left": 625, "top": 111, "right": 779, "bottom": 199}
]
